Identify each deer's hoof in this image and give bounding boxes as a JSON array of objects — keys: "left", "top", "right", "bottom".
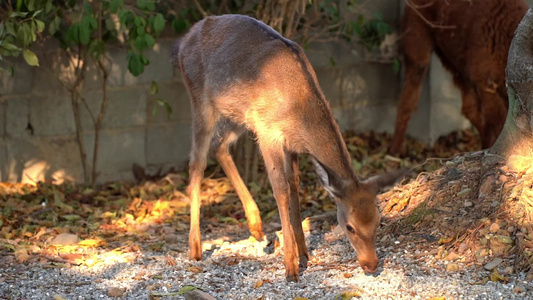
[
  {"left": 286, "top": 274, "right": 299, "bottom": 282},
  {"left": 298, "top": 255, "right": 309, "bottom": 273},
  {"left": 250, "top": 223, "right": 265, "bottom": 241},
  {"left": 189, "top": 244, "right": 202, "bottom": 261}
]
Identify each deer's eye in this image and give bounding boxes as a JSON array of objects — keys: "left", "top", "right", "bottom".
[{"left": 346, "top": 225, "right": 356, "bottom": 234}]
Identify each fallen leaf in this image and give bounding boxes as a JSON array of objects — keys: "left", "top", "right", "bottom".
[
  {"left": 438, "top": 236, "right": 454, "bottom": 244},
  {"left": 334, "top": 290, "right": 361, "bottom": 299},
  {"left": 187, "top": 266, "right": 203, "bottom": 274},
  {"left": 489, "top": 268, "right": 507, "bottom": 282},
  {"left": 78, "top": 238, "right": 104, "bottom": 247},
  {"left": 15, "top": 247, "right": 30, "bottom": 263},
  {"left": 254, "top": 280, "right": 263, "bottom": 288},
  {"left": 166, "top": 255, "right": 176, "bottom": 266}
]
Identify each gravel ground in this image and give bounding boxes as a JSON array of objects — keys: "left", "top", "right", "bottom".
[{"left": 1, "top": 223, "right": 532, "bottom": 300}]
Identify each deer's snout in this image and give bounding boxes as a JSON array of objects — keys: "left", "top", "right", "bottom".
[
  {"left": 359, "top": 252, "right": 379, "bottom": 275},
  {"left": 361, "top": 261, "right": 379, "bottom": 274}
]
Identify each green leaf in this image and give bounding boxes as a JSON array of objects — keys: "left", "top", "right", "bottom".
[
  {"left": 66, "top": 24, "right": 80, "bottom": 44},
  {"left": 0, "top": 43, "right": 19, "bottom": 52},
  {"left": 27, "top": 0, "right": 35, "bottom": 11},
  {"left": 6, "top": 22, "right": 16, "bottom": 36},
  {"left": 23, "top": 49, "right": 39, "bottom": 66},
  {"left": 49, "top": 16, "right": 61, "bottom": 36},
  {"left": 135, "top": 35, "right": 147, "bottom": 51},
  {"left": 128, "top": 53, "right": 144, "bottom": 76},
  {"left": 145, "top": 34, "right": 155, "bottom": 48},
  {"left": 79, "top": 18, "right": 92, "bottom": 45},
  {"left": 34, "top": 19, "right": 45, "bottom": 33},
  {"left": 45, "top": 0, "right": 53, "bottom": 13},
  {"left": 16, "top": 24, "right": 31, "bottom": 47},
  {"left": 10, "top": 11, "right": 28, "bottom": 18},
  {"left": 153, "top": 13, "right": 165, "bottom": 35},
  {"left": 172, "top": 18, "right": 190, "bottom": 34},
  {"left": 136, "top": 0, "right": 148, "bottom": 10},
  {"left": 178, "top": 286, "right": 199, "bottom": 295},
  {"left": 140, "top": 54, "right": 149, "bottom": 65},
  {"left": 392, "top": 58, "right": 401, "bottom": 74},
  {"left": 150, "top": 81, "right": 159, "bottom": 94},
  {"left": 32, "top": 9, "right": 43, "bottom": 18},
  {"left": 109, "top": 0, "right": 119, "bottom": 13}
]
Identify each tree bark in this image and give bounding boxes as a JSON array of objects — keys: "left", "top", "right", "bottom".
[{"left": 490, "top": 9, "right": 533, "bottom": 159}]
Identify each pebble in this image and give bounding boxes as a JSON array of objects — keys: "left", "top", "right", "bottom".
[
  {"left": 446, "top": 263, "right": 460, "bottom": 272},
  {"left": 107, "top": 287, "right": 125, "bottom": 297},
  {"left": 483, "top": 258, "right": 503, "bottom": 270},
  {"left": 490, "top": 223, "right": 500, "bottom": 233},
  {"left": 184, "top": 290, "right": 217, "bottom": 300}
]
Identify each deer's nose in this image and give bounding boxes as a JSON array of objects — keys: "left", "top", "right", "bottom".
[{"left": 361, "top": 260, "right": 380, "bottom": 276}]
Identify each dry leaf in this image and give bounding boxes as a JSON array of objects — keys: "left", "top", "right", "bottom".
[
  {"left": 254, "top": 280, "right": 264, "bottom": 288},
  {"left": 187, "top": 266, "right": 203, "bottom": 274},
  {"left": 166, "top": 255, "right": 176, "bottom": 266},
  {"left": 335, "top": 291, "right": 362, "bottom": 299},
  {"left": 78, "top": 238, "right": 104, "bottom": 247},
  {"left": 489, "top": 268, "right": 507, "bottom": 282},
  {"left": 438, "top": 236, "right": 454, "bottom": 244}
]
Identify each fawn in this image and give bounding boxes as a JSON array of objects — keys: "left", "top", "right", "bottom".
[{"left": 173, "top": 14, "right": 400, "bottom": 281}]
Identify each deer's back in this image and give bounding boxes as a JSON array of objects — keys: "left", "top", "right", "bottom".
[
  {"left": 175, "top": 15, "right": 334, "bottom": 151},
  {"left": 405, "top": 0, "right": 527, "bottom": 92}
]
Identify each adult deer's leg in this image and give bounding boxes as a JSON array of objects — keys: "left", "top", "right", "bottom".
[
  {"left": 389, "top": 9, "right": 433, "bottom": 155},
  {"left": 286, "top": 152, "right": 309, "bottom": 272},
  {"left": 459, "top": 85, "right": 484, "bottom": 139},
  {"left": 188, "top": 104, "right": 218, "bottom": 261},
  {"left": 261, "top": 144, "right": 299, "bottom": 281},
  {"left": 213, "top": 121, "right": 264, "bottom": 239},
  {"left": 477, "top": 90, "right": 508, "bottom": 148}
]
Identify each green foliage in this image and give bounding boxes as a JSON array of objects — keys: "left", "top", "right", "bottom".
[
  {"left": 0, "top": 0, "right": 53, "bottom": 70},
  {"left": 349, "top": 12, "right": 392, "bottom": 51},
  {"left": 0, "top": 0, "right": 173, "bottom": 76}
]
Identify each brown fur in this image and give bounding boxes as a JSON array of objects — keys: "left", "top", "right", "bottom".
[
  {"left": 173, "top": 15, "right": 399, "bottom": 281},
  {"left": 389, "top": 0, "right": 528, "bottom": 154}
]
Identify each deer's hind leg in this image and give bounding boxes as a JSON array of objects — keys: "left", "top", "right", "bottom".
[
  {"left": 213, "top": 120, "right": 264, "bottom": 240},
  {"left": 390, "top": 8, "right": 433, "bottom": 154},
  {"left": 188, "top": 103, "right": 219, "bottom": 261}
]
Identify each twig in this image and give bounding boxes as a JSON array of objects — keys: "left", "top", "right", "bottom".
[
  {"left": 405, "top": 0, "right": 456, "bottom": 29},
  {"left": 193, "top": 0, "right": 208, "bottom": 18}
]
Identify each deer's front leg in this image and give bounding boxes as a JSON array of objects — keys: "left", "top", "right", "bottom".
[
  {"left": 262, "top": 146, "right": 299, "bottom": 282},
  {"left": 287, "top": 153, "right": 309, "bottom": 272}
]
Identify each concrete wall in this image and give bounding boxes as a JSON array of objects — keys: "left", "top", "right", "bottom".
[{"left": 1, "top": 0, "right": 530, "bottom": 184}]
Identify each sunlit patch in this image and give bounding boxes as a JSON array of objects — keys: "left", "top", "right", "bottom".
[{"left": 22, "top": 160, "right": 49, "bottom": 185}]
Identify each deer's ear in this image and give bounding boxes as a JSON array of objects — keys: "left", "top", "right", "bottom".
[{"left": 312, "top": 158, "right": 346, "bottom": 198}]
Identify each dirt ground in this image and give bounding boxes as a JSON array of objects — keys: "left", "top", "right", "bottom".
[{"left": 1, "top": 129, "right": 532, "bottom": 298}]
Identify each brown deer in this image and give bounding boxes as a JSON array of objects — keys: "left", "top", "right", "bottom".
[
  {"left": 389, "top": 0, "right": 528, "bottom": 154},
  {"left": 173, "top": 14, "right": 400, "bottom": 281}
]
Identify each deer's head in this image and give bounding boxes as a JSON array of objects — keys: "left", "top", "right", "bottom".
[{"left": 314, "top": 159, "right": 404, "bottom": 274}]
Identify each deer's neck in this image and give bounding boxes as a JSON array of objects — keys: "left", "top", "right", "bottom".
[{"left": 306, "top": 121, "right": 357, "bottom": 184}]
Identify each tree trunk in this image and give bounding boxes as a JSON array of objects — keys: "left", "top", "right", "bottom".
[{"left": 490, "top": 9, "right": 533, "bottom": 159}]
